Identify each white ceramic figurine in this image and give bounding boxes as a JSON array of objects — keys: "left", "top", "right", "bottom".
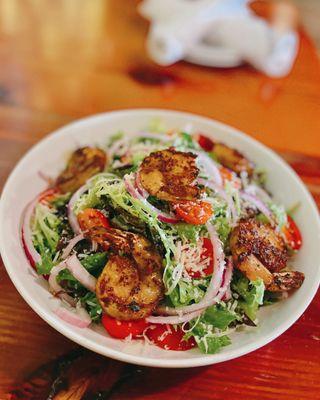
[{"left": 139, "top": 0, "right": 299, "bottom": 77}]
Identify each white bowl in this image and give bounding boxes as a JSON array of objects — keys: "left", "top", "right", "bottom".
[{"left": 0, "top": 109, "right": 319, "bottom": 368}]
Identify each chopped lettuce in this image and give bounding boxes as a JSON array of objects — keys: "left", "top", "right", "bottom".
[
  {"left": 173, "top": 132, "right": 198, "bottom": 150},
  {"left": 32, "top": 203, "right": 62, "bottom": 274},
  {"left": 186, "top": 303, "right": 238, "bottom": 354},
  {"left": 106, "top": 131, "right": 124, "bottom": 147},
  {"left": 80, "top": 292, "right": 103, "bottom": 322},
  {"left": 173, "top": 223, "right": 203, "bottom": 243},
  {"left": 74, "top": 173, "right": 177, "bottom": 290},
  {"left": 231, "top": 271, "right": 265, "bottom": 321},
  {"left": 169, "top": 278, "right": 206, "bottom": 307},
  {"left": 80, "top": 252, "right": 108, "bottom": 276},
  {"left": 268, "top": 202, "right": 287, "bottom": 229},
  {"left": 202, "top": 303, "right": 238, "bottom": 330},
  {"left": 196, "top": 334, "right": 231, "bottom": 354},
  {"left": 57, "top": 252, "right": 108, "bottom": 289}
]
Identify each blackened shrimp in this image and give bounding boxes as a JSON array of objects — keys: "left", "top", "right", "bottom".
[
  {"left": 212, "top": 142, "right": 254, "bottom": 176},
  {"left": 89, "top": 227, "right": 164, "bottom": 320},
  {"left": 56, "top": 147, "right": 106, "bottom": 193},
  {"left": 139, "top": 148, "right": 201, "bottom": 201},
  {"left": 230, "top": 219, "right": 304, "bottom": 292}
]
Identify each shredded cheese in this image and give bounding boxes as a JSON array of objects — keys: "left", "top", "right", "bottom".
[{"left": 174, "top": 240, "right": 211, "bottom": 279}]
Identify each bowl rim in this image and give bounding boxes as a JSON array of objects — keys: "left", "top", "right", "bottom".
[{"left": 1, "top": 108, "right": 319, "bottom": 368}]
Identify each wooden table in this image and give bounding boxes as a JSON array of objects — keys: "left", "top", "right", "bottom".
[{"left": 0, "top": 1, "right": 319, "bottom": 398}]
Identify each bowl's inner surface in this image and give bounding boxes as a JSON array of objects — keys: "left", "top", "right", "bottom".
[{"left": 1, "top": 109, "right": 319, "bottom": 368}]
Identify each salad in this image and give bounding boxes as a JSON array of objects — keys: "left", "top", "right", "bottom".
[{"left": 21, "top": 123, "right": 304, "bottom": 354}]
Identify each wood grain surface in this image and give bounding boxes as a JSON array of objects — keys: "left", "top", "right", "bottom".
[{"left": 0, "top": 1, "right": 319, "bottom": 399}]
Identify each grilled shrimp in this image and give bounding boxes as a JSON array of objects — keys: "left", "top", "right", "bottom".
[
  {"left": 139, "top": 148, "right": 200, "bottom": 201},
  {"left": 56, "top": 147, "right": 106, "bottom": 193},
  {"left": 212, "top": 143, "right": 254, "bottom": 176},
  {"left": 90, "top": 227, "right": 164, "bottom": 320},
  {"left": 230, "top": 219, "right": 288, "bottom": 273},
  {"left": 230, "top": 219, "right": 304, "bottom": 292},
  {"left": 267, "top": 271, "right": 305, "bottom": 292}
]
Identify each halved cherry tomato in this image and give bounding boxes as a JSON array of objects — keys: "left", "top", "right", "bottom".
[
  {"left": 38, "top": 188, "right": 61, "bottom": 204},
  {"left": 219, "top": 167, "right": 241, "bottom": 189},
  {"left": 173, "top": 200, "right": 213, "bottom": 225},
  {"left": 283, "top": 215, "right": 302, "bottom": 250},
  {"left": 197, "top": 134, "right": 214, "bottom": 152},
  {"left": 146, "top": 324, "right": 196, "bottom": 351},
  {"left": 77, "top": 208, "right": 110, "bottom": 231},
  {"left": 102, "top": 314, "right": 148, "bottom": 339},
  {"left": 188, "top": 238, "right": 214, "bottom": 279}
]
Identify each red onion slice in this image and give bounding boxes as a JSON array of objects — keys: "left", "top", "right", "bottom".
[
  {"left": 21, "top": 197, "right": 42, "bottom": 267},
  {"left": 214, "top": 257, "right": 233, "bottom": 303},
  {"left": 54, "top": 303, "right": 91, "bottom": 328},
  {"left": 108, "top": 132, "right": 172, "bottom": 159},
  {"left": 156, "top": 223, "right": 226, "bottom": 316},
  {"left": 198, "top": 178, "right": 238, "bottom": 225},
  {"left": 48, "top": 261, "right": 77, "bottom": 306},
  {"left": 146, "top": 310, "right": 203, "bottom": 325},
  {"left": 123, "top": 174, "right": 179, "bottom": 224},
  {"left": 240, "top": 191, "right": 275, "bottom": 224},
  {"left": 245, "top": 185, "right": 272, "bottom": 203},
  {"left": 61, "top": 234, "right": 85, "bottom": 259},
  {"left": 65, "top": 254, "right": 97, "bottom": 292},
  {"left": 67, "top": 184, "right": 88, "bottom": 234},
  {"left": 135, "top": 170, "right": 149, "bottom": 198},
  {"left": 192, "top": 151, "right": 223, "bottom": 187}
]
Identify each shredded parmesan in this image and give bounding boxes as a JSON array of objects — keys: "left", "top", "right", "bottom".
[{"left": 174, "top": 240, "right": 211, "bottom": 279}]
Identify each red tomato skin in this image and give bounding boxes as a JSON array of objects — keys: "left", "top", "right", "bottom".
[
  {"left": 146, "top": 324, "right": 196, "bottom": 351},
  {"left": 284, "top": 215, "right": 302, "bottom": 250},
  {"left": 77, "top": 208, "right": 110, "bottom": 231},
  {"left": 102, "top": 314, "right": 148, "bottom": 339},
  {"left": 173, "top": 200, "right": 213, "bottom": 225},
  {"left": 198, "top": 134, "right": 214, "bottom": 152},
  {"left": 188, "top": 238, "right": 214, "bottom": 278}
]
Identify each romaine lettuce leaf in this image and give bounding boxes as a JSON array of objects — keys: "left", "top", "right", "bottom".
[
  {"left": 196, "top": 334, "right": 231, "bottom": 354},
  {"left": 202, "top": 303, "right": 238, "bottom": 330},
  {"left": 80, "top": 292, "right": 102, "bottom": 322},
  {"left": 186, "top": 303, "right": 238, "bottom": 354},
  {"left": 231, "top": 271, "right": 265, "bottom": 321},
  {"left": 32, "top": 202, "right": 63, "bottom": 274},
  {"left": 169, "top": 278, "right": 206, "bottom": 307}
]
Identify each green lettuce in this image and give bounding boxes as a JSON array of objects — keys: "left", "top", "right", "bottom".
[
  {"left": 173, "top": 223, "right": 203, "bottom": 243},
  {"left": 173, "top": 132, "right": 198, "bottom": 150},
  {"left": 196, "top": 334, "right": 231, "bottom": 354},
  {"left": 186, "top": 303, "right": 238, "bottom": 354},
  {"left": 168, "top": 278, "right": 207, "bottom": 307},
  {"left": 268, "top": 202, "right": 287, "bottom": 229},
  {"left": 231, "top": 271, "right": 265, "bottom": 321},
  {"left": 74, "top": 173, "right": 178, "bottom": 292},
  {"left": 32, "top": 203, "right": 62, "bottom": 274},
  {"left": 80, "top": 292, "right": 103, "bottom": 322}
]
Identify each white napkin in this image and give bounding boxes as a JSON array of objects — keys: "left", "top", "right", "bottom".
[{"left": 139, "top": 0, "right": 299, "bottom": 77}]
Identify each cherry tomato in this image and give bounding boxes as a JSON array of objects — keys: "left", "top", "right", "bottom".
[
  {"left": 188, "top": 238, "right": 214, "bottom": 278},
  {"left": 283, "top": 215, "right": 302, "bottom": 250},
  {"left": 102, "top": 314, "right": 149, "bottom": 339},
  {"left": 146, "top": 324, "right": 196, "bottom": 351},
  {"left": 173, "top": 200, "right": 213, "bottom": 225},
  {"left": 38, "top": 188, "right": 61, "bottom": 204},
  {"left": 77, "top": 208, "right": 110, "bottom": 231},
  {"left": 197, "top": 134, "right": 214, "bottom": 152},
  {"left": 219, "top": 167, "right": 241, "bottom": 189}
]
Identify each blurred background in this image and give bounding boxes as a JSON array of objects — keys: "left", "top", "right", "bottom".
[{"left": 292, "top": 0, "right": 319, "bottom": 47}]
